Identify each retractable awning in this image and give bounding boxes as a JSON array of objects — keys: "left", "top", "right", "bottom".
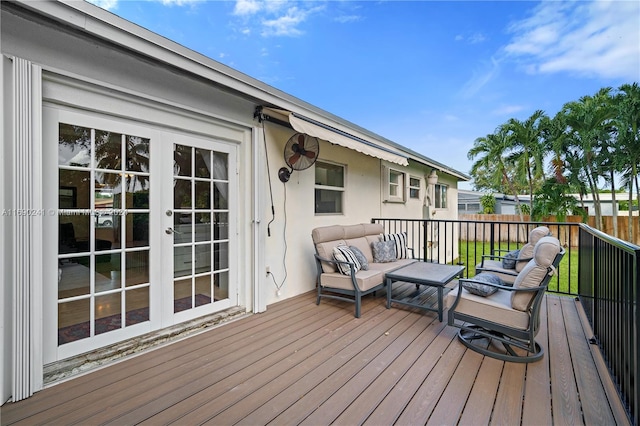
[{"left": 260, "top": 107, "right": 409, "bottom": 166}]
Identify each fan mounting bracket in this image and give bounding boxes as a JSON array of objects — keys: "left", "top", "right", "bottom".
[{"left": 278, "top": 167, "right": 291, "bottom": 183}]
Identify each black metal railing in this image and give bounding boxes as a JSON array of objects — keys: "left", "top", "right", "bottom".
[
  {"left": 578, "top": 224, "right": 639, "bottom": 425},
  {"left": 372, "top": 217, "right": 638, "bottom": 424},
  {"left": 372, "top": 218, "right": 579, "bottom": 295}
]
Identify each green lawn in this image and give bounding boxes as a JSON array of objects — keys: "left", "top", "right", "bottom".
[{"left": 455, "top": 241, "right": 578, "bottom": 295}]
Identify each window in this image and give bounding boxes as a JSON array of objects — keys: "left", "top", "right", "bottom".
[
  {"left": 386, "top": 168, "right": 405, "bottom": 202},
  {"left": 409, "top": 177, "right": 421, "bottom": 199},
  {"left": 315, "top": 161, "right": 344, "bottom": 214},
  {"left": 435, "top": 184, "right": 448, "bottom": 208}
]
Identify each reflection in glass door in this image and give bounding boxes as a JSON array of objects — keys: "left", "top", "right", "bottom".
[
  {"left": 172, "top": 144, "right": 230, "bottom": 313},
  {"left": 57, "top": 123, "right": 151, "bottom": 345}
]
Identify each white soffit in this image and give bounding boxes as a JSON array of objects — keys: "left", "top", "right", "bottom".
[{"left": 264, "top": 108, "right": 409, "bottom": 166}]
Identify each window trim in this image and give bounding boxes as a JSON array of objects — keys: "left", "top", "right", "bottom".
[
  {"left": 435, "top": 183, "right": 448, "bottom": 209},
  {"left": 385, "top": 167, "right": 406, "bottom": 203},
  {"left": 409, "top": 176, "right": 421, "bottom": 200},
  {"left": 314, "top": 160, "right": 345, "bottom": 215}
]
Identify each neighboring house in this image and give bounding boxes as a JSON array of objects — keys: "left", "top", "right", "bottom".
[
  {"left": 0, "top": 0, "right": 469, "bottom": 403},
  {"left": 458, "top": 190, "right": 629, "bottom": 217},
  {"left": 458, "top": 190, "right": 531, "bottom": 215}
]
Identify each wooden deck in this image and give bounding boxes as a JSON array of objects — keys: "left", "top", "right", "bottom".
[{"left": 1, "top": 287, "right": 630, "bottom": 425}]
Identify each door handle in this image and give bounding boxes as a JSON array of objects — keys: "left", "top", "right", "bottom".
[{"left": 165, "top": 227, "right": 182, "bottom": 235}]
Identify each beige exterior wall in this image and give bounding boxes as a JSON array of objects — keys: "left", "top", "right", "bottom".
[{"left": 261, "top": 124, "right": 461, "bottom": 304}]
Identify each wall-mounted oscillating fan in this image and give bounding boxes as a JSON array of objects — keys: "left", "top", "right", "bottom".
[{"left": 278, "top": 133, "right": 320, "bottom": 182}]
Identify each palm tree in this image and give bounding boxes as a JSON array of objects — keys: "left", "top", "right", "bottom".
[
  {"left": 469, "top": 126, "right": 526, "bottom": 221},
  {"left": 615, "top": 83, "right": 640, "bottom": 240},
  {"left": 505, "top": 110, "right": 548, "bottom": 218},
  {"left": 561, "top": 87, "right": 615, "bottom": 230}
]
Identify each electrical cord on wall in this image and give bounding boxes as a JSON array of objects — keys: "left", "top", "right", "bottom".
[
  {"left": 261, "top": 119, "right": 276, "bottom": 237},
  {"left": 260, "top": 118, "right": 288, "bottom": 295}
]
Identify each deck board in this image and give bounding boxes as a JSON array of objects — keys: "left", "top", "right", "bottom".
[{"left": 0, "top": 292, "right": 630, "bottom": 426}]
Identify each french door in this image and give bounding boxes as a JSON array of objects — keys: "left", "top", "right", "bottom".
[
  {"left": 47, "top": 108, "right": 238, "bottom": 361},
  {"left": 162, "top": 134, "right": 237, "bottom": 326}
]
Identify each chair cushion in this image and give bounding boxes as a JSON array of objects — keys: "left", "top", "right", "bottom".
[
  {"left": 511, "top": 236, "right": 561, "bottom": 311},
  {"left": 333, "top": 245, "right": 361, "bottom": 275},
  {"left": 349, "top": 246, "right": 369, "bottom": 270},
  {"left": 475, "top": 260, "right": 518, "bottom": 285},
  {"left": 380, "top": 232, "right": 409, "bottom": 259},
  {"left": 502, "top": 249, "right": 520, "bottom": 269},
  {"left": 462, "top": 273, "right": 503, "bottom": 297},
  {"left": 372, "top": 240, "right": 397, "bottom": 263},
  {"left": 515, "top": 227, "right": 551, "bottom": 272},
  {"left": 446, "top": 287, "right": 531, "bottom": 330}
]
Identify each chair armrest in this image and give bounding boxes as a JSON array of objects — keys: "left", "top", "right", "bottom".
[
  {"left": 313, "top": 254, "right": 358, "bottom": 276},
  {"left": 475, "top": 265, "right": 519, "bottom": 277}
]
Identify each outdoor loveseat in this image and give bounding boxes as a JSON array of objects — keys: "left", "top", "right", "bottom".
[{"left": 312, "top": 223, "right": 416, "bottom": 318}]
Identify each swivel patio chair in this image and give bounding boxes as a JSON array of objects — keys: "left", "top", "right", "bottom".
[
  {"left": 475, "top": 225, "right": 551, "bottom": 285},
  {"left": 447, "top": 235, "right": 564, "bottom": 363}
]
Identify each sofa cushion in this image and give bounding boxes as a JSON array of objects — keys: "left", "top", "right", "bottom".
[
  {"left": 462, "top": 273, "right": 503, "bottom": 297},
  {"left": 380, "top": 232, "right": 409, "bottom": 259},
  {"left": 316, "top": 239, "right": 347, "bottom": 273},
  {"left": 349, "top": 246, "right": 369, "bottom": 270},
  {"left": 345, "top": 237, "right": 374, "bottom": 262},
  {"left": 333, "top": 246, "right": 361, "bottom": 275},
  {"left": 368, "top": 258, "right": 416, "bottom": 273},
  {"left": 372, "top": 240, "right": 396, "bottom": 263},
  {"left": 321, "top": 270, "right": 384, "bottom": 292}
]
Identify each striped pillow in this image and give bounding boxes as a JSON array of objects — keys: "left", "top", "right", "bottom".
[
  {"left": 333, "top": 245, "right": 362, "bottom": 275},
  {"left": 380, "top": 232, "right": 409, "bottom": 259}
]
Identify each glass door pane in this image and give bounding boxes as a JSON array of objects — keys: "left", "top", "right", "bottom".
[
  {"left": 172, "top": 144, "right": 230, "bottom": 313},
  {"left": 57, "top": 123, "right": 151, "bottom": 345}
]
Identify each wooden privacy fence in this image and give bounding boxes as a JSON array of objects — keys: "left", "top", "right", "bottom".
[{"left": 460, "top": 214, "right": 640, "bottom": 247}]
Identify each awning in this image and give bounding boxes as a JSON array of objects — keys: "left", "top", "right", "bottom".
[{"left": 261, "top": 107, "right": 409, "bottom": 166}]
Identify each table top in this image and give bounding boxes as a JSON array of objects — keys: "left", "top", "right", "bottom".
[{"left": 385, "top": 261, "right": 465, "bottom": 286}]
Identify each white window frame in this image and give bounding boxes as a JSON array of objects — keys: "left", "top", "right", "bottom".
[
  {"left": 409, "top": 176, "right": 421, "bottom": 200},
  {"left": 315, "top": 160, "right": 345, "bottom": 215},
  {"left": 435, "top": 183, "right": 448, "bottom": 209},
  {"left": 385, "top": 167, "right": 406, "bottom": 203}
]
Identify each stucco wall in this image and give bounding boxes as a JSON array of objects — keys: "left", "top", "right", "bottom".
[{"left": 261, "top": 124, "right": 461, "bottom": 305}]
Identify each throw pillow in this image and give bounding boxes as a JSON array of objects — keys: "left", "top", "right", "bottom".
[
  {"left": 502, "top": 249, "right": 520, "bottom": 269},
  {"left": 372, "top": 240, "right": 397, "bottom": 263},
  {"left": 348, "top": 246, "right": 369, "bottom": 270},
  {"left": 380, "top": 232, "right": 409, "bottom": 259},
  {"left": 332, "top": 246, "right": 361, "bottom": 275},
  {"left": 462, "top": 273, "right": 503, "bottom": 297}
]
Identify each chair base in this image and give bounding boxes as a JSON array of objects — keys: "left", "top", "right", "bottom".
[{"left": 457, "top": 325, "right": 544, "bottom": 363}]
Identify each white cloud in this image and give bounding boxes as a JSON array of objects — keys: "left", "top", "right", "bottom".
[
  {"left": 504, "top": 1, "right": 640, "bottom": 80},
  {"left": 233, "top": 0, "right": 262, "bottom": 16},
  {"left": 454, "top": 32, "right": 487, "bottom": 44},
  {"left": 459, "top": 57, "right": 501, "bottom": 98},
  {"left": 492, "top": 104, "right": 526, "bottom": 116},
  {"left": 261, "top": 7, "right": 308, "bottom": 36},
  {"left": 231, "top": 0, "right": 325, "bottom": 37},
  {"left": 87, "top": 0, "right": 119, "bottom": 11},
  {"left": 334, "top": 15, "right": 361, "bottom": 24}
]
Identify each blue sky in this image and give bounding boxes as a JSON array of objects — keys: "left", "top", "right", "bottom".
[{"left": 90, "top": 0, "right": 639, "bottom": 189}]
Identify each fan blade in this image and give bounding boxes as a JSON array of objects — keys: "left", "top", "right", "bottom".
[
  {"left": 305, "top": 151, "right": 316, "bottom": 159},
  {"left": 289, "top": 153, "right": 300, "bottom": 164},
  {"left": 297, "top": 134, "right": 305, "bottom": 149}
]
